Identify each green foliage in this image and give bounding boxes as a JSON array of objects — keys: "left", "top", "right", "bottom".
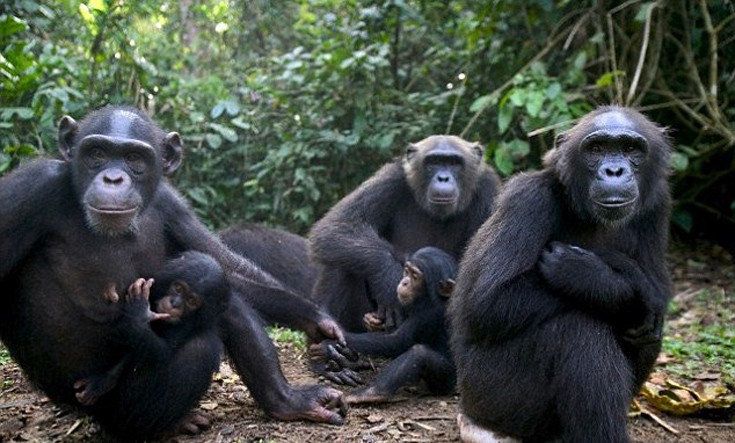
[
  {"left": 267, "top": 326, "right": 307, "bottom": 351},
  {"left": 1, "top": 0, "right": 734, "bottom": 242},
  {"left": 664, "top": 289, "right": 735, "bottom": 384}
]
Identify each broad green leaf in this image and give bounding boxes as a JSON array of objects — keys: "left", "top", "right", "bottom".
[
  {"left": 470, "top": 94, "right": 492, "bottom": 113},
  {"left": 497, "top": 103, "right": 513, "bottom": 134},
  {"left": 493, "top": 147, "right": 514, "bottom": 176}
]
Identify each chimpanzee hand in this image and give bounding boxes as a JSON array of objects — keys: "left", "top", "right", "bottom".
[
  {"left": 363, "top": 311, "right": 386, "bottom": 331},
  {"left": 304, "top": 315, "right": 347, "bottom": 347},
  {"left": 369, "top": 263, "right": 405, "bottom": 331},
  {"left": 622, "top": 298, "right": 665, "bottom": 347},
  {"left": 540, "top": 242, "right": 622, "bottom": 298},
  {"left": 309, "top": 339, "right": 359, "bottom": 366},
  {"left": 540, "top": 242, "right": 602, "bottom": 283},
  {"left": 123, "top": 278, "right": 170, "bottom": 322},
  {"left": 322, "top": 363, "right": 365, "bottom": 387},
  {"left": 269, "top": 384, "right": 348, "bottom": 425},
  {"left": 376, "top": 302, "right": 404, "bottom": 332}
]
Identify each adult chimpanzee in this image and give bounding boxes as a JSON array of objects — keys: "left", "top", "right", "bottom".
[
  {"left": 0, "top": 106, "right": 346, "bottom": 440},
  {"left": 220, "top": 223, "right": 318, "bottom": 300},
  {"left": 450, "top": 106, "right": 672, "bottom": 442},
  {"left": 309, "top": 135, "right": 500, "bottom": 332},
  {"left": 74, "top": 251, "right": 229, "bottom": 410},
  {"left": 311, "top": 247, "right": 457, "bottom": 404}
]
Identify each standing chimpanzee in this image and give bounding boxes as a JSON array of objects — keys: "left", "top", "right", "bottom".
[
  {"left": 73, "top": 251, "right": 229, "bottom": 412},
  {"left": 309, "top": 135, "right": 500, "bottom": 333},
  {"left": 220, "top": 223, "right": 318, "bottom": 300},
  {"left": 450, "top": 106, "right": 672, "bottom": 442},
  {"left": 0, "top": 105, "right": 346, "bottom": 440},
  {"left": 310, "top": 247, "right": 458, "bottom": 403}
]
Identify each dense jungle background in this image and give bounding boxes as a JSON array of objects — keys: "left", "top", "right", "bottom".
[{"left": 1, "top": 0, "right": 734, "bottom": 442}]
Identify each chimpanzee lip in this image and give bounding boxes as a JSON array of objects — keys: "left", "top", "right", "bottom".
[
  {"left": 429, "top": 196, "right": 458, "bottom": 205},
  {"left": 88, "top": 205, "right": 138, "bottom": 215},
  {"left": 595, "top": 198, "right": 636, "bottom": 209}
]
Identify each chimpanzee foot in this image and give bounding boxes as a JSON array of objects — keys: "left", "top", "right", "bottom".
[
  {"left": 269, "top": 385, "right": 348, "bottom": 425},
  {"left": 177, "top": 410, "right": 211, "bottom": 434},
  {"left": 73, "top": 377, "right": 113, "bottom": 406},
  {"left": 344, "top": 386, "right": 395, "bottom": 404},
  {"left": 457, "top": 413, "right": 520, "bottom": 443}
]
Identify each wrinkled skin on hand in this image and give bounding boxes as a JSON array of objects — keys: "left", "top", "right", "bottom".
[
  {"left": 303, "top": 316, "right": 347, "bottom": 347},
  {"left": 308, "top": 339, "right": 370, "bottom": 387},
  {"left": 269, "top": 384, "right": 349, "bottom": 425}
]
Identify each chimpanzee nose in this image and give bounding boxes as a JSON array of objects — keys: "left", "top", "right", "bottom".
[
  {"left": 103, "top": 170, "right": 126, "bottom": 186},
  {"left": 438, "top": 174, "right": 450, "bottom": 182},
  {"left": 604, "top": 165, "right": 625, "bottom": 177}
]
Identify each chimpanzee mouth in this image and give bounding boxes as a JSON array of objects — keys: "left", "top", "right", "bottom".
[
  {"left": 429, "top": 196, "right": 458, "bottom": 205},
  {"left": 595, "top": 198, "right": 636, "bottom": 209},
  {"left": 88, "top": 205, "right": 139, "bottom": 216}
]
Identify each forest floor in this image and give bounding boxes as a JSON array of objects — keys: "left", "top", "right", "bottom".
[{"left": 1, "top": 241, "right": 733, "bottom": 442}]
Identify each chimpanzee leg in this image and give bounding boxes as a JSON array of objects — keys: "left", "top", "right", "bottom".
[
  {"left": 93, "top": 334, "right": 222, "bottom": 439},
  {"left": 346, "top": 344, "right": 454, "bottom": 404},
  {"left": 554, "top": 316, "right": 633, "bottom": 443},
  {"left": 220, "top": 294, "right": 346, "bottom": 424},
  {"left": 313, "top": 268, "right": 372, "bottom": 332}
]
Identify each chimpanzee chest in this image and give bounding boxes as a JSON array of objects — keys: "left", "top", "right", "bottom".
[
  {"left": 386, "top": 204, "right": 468, "bottom": 259},
  {"left": 0, "top": 211, "right": 169, "bottom": 394}
]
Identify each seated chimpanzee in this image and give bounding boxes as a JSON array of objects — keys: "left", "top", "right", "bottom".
[
  {"left": 0, "top": 106, "right": 346, "bottom": 440},
  {"left": 450, "top": 106, "right": 673, "bottom": 442},
  {"left": 310, "top": 247, "right": 457, "bottom": 403},
  {"left": 74, "top": 251, "right": 229, "bottom": 411},
  {"left": 309, "top": 135, "right": 500, "bottom": 333}
]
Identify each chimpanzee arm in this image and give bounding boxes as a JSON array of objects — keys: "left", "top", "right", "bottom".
[
  {"left": 155, "top": 184, "right": 345, "bottom": 344},
  {"left": 539, "top": 242, "right": 638, "bottom": 311},
  {"left": 451, "top": 172, "right": 562, "bottom": 343},
  {"left": 0, "top": 160, "right": 66, "bottom": 279},
  {"left": 313, "top": 316, "right": 421, "bottom": 360},
  {"left": 309, "top": 164, "right": 406, "bottom": 323}
]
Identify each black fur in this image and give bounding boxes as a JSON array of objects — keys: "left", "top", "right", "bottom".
[
  {"left": 450, "top": 106, "right": 672, "bottom": 442},
  {"left": 309, "top": 135, "right": 500, "bottom": 332},
  {"left": 0, "top": 106, "right": 346, "bottom": 439}
]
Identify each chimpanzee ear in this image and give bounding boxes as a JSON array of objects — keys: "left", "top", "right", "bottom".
[
  {"left": 58, "top": 116, "right": 79, "bottom": 162},
  {"left": 405, "top": 143, "right": 419, "bottom": 161},
  {"left": 471, "top": 142, "right": 485, "bottom": 159},
  {"left": 162, "top": 132, "right": 183, "bottom": 176},
  {"left": 553, "top": 131, "right": 568, "bottom": 149},
  {"left": 437, "top": 279, "right": 456, "bottom": 298}
]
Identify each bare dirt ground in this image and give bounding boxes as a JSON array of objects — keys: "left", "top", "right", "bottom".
[{"left": 1, "top": 241, "right": 734, "bottom": 442}]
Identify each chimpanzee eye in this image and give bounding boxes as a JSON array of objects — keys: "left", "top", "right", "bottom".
[
  {"left": 85, "top": 148, "right": 107, "bottom": 168},
  {"left": 623, "top": 145, "right": 636, "bottom": 153},
  {"left": 125, "top": 152, "right": 147, "bottom": 174},
  {"left": 589, "top": 145, "right": 602, "bottom": 154}
]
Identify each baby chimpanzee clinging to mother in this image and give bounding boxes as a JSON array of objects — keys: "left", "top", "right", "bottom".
[{"left": 74, "top": 251, "right": 230, "bottom": 419}]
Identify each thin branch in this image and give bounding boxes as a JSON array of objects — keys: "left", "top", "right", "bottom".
[
  {"left": 626, "top": 2, "right": 655, "bottom": 104},
  {"left": 698, "top": 0, "right": 721, "bottom": 120}
]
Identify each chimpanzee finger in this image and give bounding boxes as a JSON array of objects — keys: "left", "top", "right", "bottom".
[
  {"left": 333, "top": 343, "right": 359, "bottom": 361},
  {"left": 326, "top": 344, "right": 359, "bottom": 367},
  {"left": 324, "top": 390, "right": 350, "bottom": 418},
  {"left": 323, "top": 370, "right": 356, "bottom": 387}
]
